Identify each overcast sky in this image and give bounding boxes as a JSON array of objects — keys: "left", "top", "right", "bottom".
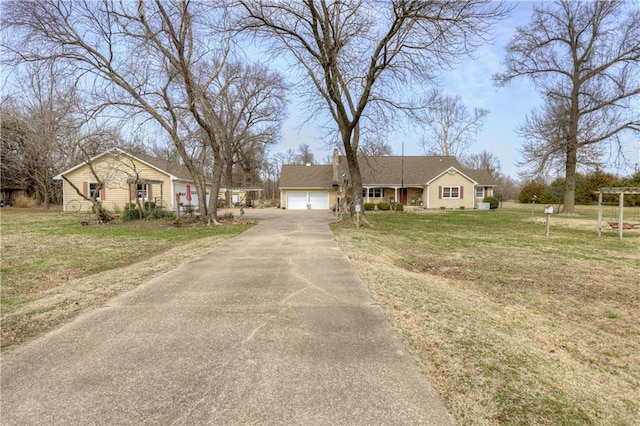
[{"left": 275, "top": 1, "right": 640, "bottom": 179}]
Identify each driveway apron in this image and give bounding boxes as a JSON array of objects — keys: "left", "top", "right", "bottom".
[{"left": 1, "top": 210, "right": 453, "bottom": 425}]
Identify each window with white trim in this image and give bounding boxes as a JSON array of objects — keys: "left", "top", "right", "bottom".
[
  {"left": 136, "top": 183, "right": 148, "bottom": 199},
  {"left": 89, "top": 182, "right": 102, "bottom": 200},
  {"left": 475, "top": 187, "right": 484, "bottom": 198},
  {"left": 442, "top": 186, "right": 460, "bottom": 199},
  {"left": 362, "top": 187, "right": 385, "bottom": 198}
]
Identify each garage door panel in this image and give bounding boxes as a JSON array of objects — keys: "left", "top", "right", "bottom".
[
  {"left": 287, "top": 192, "right": 308, "bottom": 210},
  {"left": 309, "top": 192, "right": 329, "bottom": 210},
  {"left": 286, "top": 191, "right": 329, "bottom": 210}
]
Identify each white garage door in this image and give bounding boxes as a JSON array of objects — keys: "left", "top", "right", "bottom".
[
  {"left": 309, "top": 192, "right": 329, "bottom": 210},
  {"left": 287, "top": 191, "right": 330, "bottom": 210},
  {"left": 287, "top": 192, "right": 308, "bottom": 210}
]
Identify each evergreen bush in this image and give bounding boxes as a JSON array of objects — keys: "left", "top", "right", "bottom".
[{"left": 483, "top": 196, "right": 500, "bottom": 209}]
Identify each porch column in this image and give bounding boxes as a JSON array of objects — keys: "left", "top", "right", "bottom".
[{"left": 424, "top": 185, "right": 429, "bottom": 208}]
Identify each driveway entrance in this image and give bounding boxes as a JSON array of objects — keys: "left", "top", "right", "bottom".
[{"left": 1, "top": 209, "right": 452, "bottom": 425}]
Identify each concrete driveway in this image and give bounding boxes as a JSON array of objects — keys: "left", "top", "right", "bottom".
[{"left": 1, "top": 209, "right": 453, "bottom": 425}]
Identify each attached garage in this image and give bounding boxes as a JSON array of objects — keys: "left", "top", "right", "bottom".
[{"left": 286, "top": 191, "right": 330, "bottom": 210}]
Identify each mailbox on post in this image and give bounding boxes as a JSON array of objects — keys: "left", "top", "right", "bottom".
[
  {"left": 544, "top": 205, "right": 553, "bottom": 236},
  {"left": 354, "top": 196, "right": 362, "bottom": 228}
]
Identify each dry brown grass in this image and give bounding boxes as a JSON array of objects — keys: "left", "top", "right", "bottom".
[
  {"left": 11, "top": 195, "right": 40, "bottom": 208},
  {"left": 332, "top": 208, "right": 639, "bottom": 425},
  {"left": 0, "top": 208, "right": 249, "bottom": 349}
]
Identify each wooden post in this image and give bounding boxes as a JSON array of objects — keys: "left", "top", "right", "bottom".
[
  {"left": 597, "top": 192, "right": 603, "bottom": 237},
  {"left": 530, "top": 194, "right": 537, "bottom": 221},
  {"left": 618, "top": 191, "right": 624, "bottom": 239}
]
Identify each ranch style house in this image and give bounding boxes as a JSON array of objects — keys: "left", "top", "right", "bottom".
[
  {"left": 280, "top": 149, "right": 495, "bottom": 210},
  {"left": 54, "top": 148, "right": 259, "bottom": 213}
]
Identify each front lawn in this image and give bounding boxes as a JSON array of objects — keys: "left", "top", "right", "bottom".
[
  {"left": 0, "top": 208, "right": 250, "bottom": 349},
  {"left": 332, "top": 207, "right": 639, "bottom": 425}
]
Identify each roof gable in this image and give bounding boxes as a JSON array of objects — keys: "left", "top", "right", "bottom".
[
  {"left": 54, "top": 148, "right": 193, "bottom": 181},
  {"left": 338, "top": 155, "right": 465, "bottom": 185},
  {"left": 426, "top": 166, "right": 477, "bottom": 185}
]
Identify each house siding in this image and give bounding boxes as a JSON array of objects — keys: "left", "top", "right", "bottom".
[
  {"left": 62, "top": 154, "right": 173, "bottom": 212},
  {"left": 427, "top": 173, "right": 475, "bottom": 209}
]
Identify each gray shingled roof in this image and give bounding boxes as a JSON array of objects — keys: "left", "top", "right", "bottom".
[
  {"left": 281, "top": 156, "right": 495, "bottom": 188},
  {"left": 338, "top": 156, "right": 465, "bottom": 185},
  {"left": 134, "top": 151, "right": 194, "bottom": 181},
  {"left": 280, "top": 165, "right": 334, "bottom": 188},
  {"left": 462, "top": 169, "right": 496, "bottom": 187}
]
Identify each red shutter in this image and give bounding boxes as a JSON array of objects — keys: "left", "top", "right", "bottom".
[
  {"left": 438, "top": 186, "right": 442, "bottom": 199},
  {"left": 130, "top": 184, "right": 136, "bottom": 201},
  {"left": 460, "top": 186, "right": 464, "bottom": 199},
  {"left": 100, "top": 186, "right": 106, "bottom": 201},
  {"left": 83, "top": 182, "right": 88, "bottom": 197},
  {"left": 148, "top": 184, "right": 153, "bottom": 199}
]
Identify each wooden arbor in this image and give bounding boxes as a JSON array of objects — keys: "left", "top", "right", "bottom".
[
  {"left": 597, "top": 187, "right": 640, "bottom": 239},
  {"left": 126, "top": 178, "right": 165, "bottom": 209}
]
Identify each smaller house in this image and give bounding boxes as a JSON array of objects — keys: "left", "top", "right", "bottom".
[
  {"left": 279, "top": 149, "right": 495, "bottom": 210},
  {"left": 54, "top": 148, "right": 260, "bottom": 213}
]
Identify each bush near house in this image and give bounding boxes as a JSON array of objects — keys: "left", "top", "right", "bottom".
[
  {"left": 364, "top": 202, "right": 376, "bottom": 211},
  {"left": 483, "top": 196, "right": 499, "bottom": 209},
  {"left": 377, "top": 202, "right": 391, "bottom": 211},
  {"left": 122, "top": 202, "right": 175, "bottom": 220}
]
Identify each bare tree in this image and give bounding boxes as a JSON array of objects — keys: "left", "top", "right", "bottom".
[
  {"left": 214, "top": 61, "right": 287, "bottom": 207},
  {"left": 462, "top": 150, "right": 502, "bottom": 178},
  {"left": 296, "top": 144, "right": 315, "bottom": 165},
  {"left": 237, "top": 1, "right": 510, "bottom": 214},
  {"left": 0, "top": 102, "right": 31, "bottom": 194},
  {"left": 494, "top": 0, "right": 640, "bottom": 214},
  {"left": 0, "top": 61, "right": 82, "bottom": 208},
  {"left": 3, "top": 1, "right": 239, "bottom": 223},
  {"left": 419, "top": 90, "right": 489, "bottom": 157}
]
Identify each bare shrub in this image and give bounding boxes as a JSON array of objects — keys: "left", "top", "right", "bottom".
[{"left": 12, "top": 195, "right": 39, "bottom": 208}]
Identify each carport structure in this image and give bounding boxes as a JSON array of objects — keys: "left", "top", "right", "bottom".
[{"left": 597, "top": 187, "right": 640, "bottom": 239}]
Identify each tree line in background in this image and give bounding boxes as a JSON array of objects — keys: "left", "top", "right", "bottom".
[
  {"left": 2, "top": 1, "right": 638, "bottom": 218},
  {"left": 519, "top": 170, "right": 640, "bottom": 207}
]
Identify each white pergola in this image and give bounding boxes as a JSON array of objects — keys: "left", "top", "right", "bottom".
[{"left": 597, "top": 187, "right": 640, "bottom": 239}]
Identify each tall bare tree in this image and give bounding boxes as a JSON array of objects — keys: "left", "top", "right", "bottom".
[
  {"left": 494, "top": 0, "right": 640, "bottom": 214},
  {"left": 462, "top": 150, "right": 502, "bottom": 178},
  {"left": 3, "top": 1, "right": 238, "bottom": 223},
  {"left": 0, "top": 61, "right": 83, "bottom": 208},
  {"left": 419, "top": 90, "right": 489, "bottom": 157},
  {"left": 213, "top": 61, "right": 287, "bottom": 207},
  {"left": 296, "top": 143, "right": 315, "bottom": 165},
  {"left": 237, "top": 1, "right": 510, "bottom": 211}
]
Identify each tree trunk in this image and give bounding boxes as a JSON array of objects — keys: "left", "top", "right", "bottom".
[
  {"left": 563, "top": 140, "right": 578, "bottom": 215},
  {"left": 225, "top": 161, "right": 233, "bottom": 208},
  {"left": 343, "top": 132, "right": 363, "bottom": 213},
  {"left": 207, "top": 153, "right": 223, "bottom": 225}
]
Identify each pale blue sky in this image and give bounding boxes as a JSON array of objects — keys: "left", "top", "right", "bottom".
[{"left": 275, "top": 2, "right": 640, "bottom": 179}]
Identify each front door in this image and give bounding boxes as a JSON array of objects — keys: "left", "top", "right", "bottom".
[{"left": 400, "top": 188, "right": 408, "bottom": 205}]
